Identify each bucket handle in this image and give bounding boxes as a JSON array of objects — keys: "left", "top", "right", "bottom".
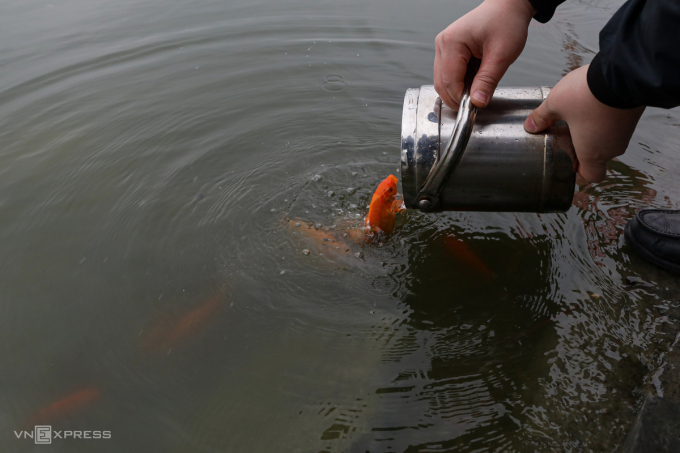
[{"left": 415, "top": 57, "right": 480, "bottom": 212}]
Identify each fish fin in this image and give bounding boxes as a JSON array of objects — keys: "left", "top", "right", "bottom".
[{"left": 392, "top": 199, "right": 406, "bottom": 213}]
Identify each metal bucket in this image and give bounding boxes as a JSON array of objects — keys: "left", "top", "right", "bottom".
[{"left": 400, "top": 82, "right": 577, "bottom": 213}]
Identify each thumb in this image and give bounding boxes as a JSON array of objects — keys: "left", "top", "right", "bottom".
[
  {"left": 524, "top": 100, "right": 560, "bottom": 134},
  {"left": 469, "top": 55, "right": 506, "bottom": 108}
]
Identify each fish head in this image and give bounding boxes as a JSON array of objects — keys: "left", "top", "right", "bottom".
[{"left": 375, "top": 174, "right": 398, "bottom": 206}]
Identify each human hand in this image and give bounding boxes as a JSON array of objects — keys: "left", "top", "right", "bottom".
[
  {"left": 524, "top": 65, "right": 645, "bottom": 183},
  {"left": 434, "top": 0, "right": 536, "bottom": 109}
]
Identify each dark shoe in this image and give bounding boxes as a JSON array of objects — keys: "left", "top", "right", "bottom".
[{"left": 624, "top": 209, "right": 680, "bottom": 275}]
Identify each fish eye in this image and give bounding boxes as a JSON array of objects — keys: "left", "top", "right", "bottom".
[{"left": 388, "top": 187, "right": 393, "bottom": 192}]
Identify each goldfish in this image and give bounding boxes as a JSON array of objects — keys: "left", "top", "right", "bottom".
[
  {"left": 285, "top": 175, "right": 405, "bottom": 257},
  {"left": 443, "top": 234, "right": 494, "bottom": 278},
  {"left": 25, "top": 386, "right": 100, "bottom": 427},
  {"left": 365, "top": 174, "right": 402, "bottom": 236},
  {"left": 140, "top": 289, "right": 226, "bottom": 355},
  {"left": 287, "top": 220, "right": 357, "bottom": 250}
]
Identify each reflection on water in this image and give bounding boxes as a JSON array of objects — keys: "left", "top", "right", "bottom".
[
  {"left": 574, "top": 160, "right": 662, "bottom": 267},
  {"left": 0, "top": 0, "right": 679, "bottom": 451}
]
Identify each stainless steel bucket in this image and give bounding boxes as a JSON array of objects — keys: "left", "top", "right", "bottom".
[{"left": 400, "top": 79, "right": 577, "bottom": 213}]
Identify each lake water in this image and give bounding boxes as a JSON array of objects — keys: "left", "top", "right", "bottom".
[{"left": 1, "top": 0, "right": 680, "bottom": 451}]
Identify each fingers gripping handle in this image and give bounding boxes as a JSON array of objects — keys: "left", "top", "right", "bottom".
[{"left": 416, "top": 57, "right": 480, "bottom": 212}]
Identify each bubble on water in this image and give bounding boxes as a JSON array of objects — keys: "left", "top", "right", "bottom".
[
  {"left": 295, "top": 222, "right": 301, "bottom": 227},
  {"left": 369, "top": 310, "right": 374, "bottom": 314},
  {"left": 352, "top": 172, "right": 358, "bottom": 176},
  {"left": 280, "top": 270, "right": 286, "bottom": 275},
  {"left": 271, "top": 209, "right": 276, "bottom": 212},
  {"left": 312, "top": 175, "right": 323, "bottom": 181},
  {"left": 302, "top": 249, "right": 310, "bottom": 255},
  {"left": 346, "top": 187, "right": 357, "bottom": 195},
  {"left": 319, "top": 74, "right": 349, "bottom": 93},
  {"left": 350, "top": 203, "right": 358, "bottom": 209},
  {"left": 382, "top": 152, "right": 387, "bottom": 155},
  {"left": 284, "top": 199, "right": 288, "bottom": 202},
  {"left": 327, "top": 191, "right": 335, "bottom": 197},
  {"left": 354, "top": 252, "right": 363, "bottom": 258},
  {"left": 315, "top": 223, "right": 322, "bottom": 230}
]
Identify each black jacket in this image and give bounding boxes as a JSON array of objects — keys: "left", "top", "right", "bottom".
[{"left": 528, "top": 0, "right": 680, "bottom": 109}]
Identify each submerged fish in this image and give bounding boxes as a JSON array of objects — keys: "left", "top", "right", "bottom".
[
  {"left": 287, "top": 220, "right": 357, "bottom": 253},
  {"left": 140, "top": 289, "right": 226, "bottom": 354},
  {"left": 443, "top": 234, "right": 494, "bottom": 278},
  {"left": 26, "top": 386, "right": 100, "bottom": 427}
]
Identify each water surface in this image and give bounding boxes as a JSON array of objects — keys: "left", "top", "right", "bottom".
[{"left": 1, "top": 0, "right": 679, "bottom": 451}]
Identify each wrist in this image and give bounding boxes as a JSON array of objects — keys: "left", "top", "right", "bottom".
[
  {"left": 519, "top": 0, "right": 538, "bottom": 18},
  {"left": 488, "top": 0, "right": 536, "bottom": 22},
  {"left": 586, "top": 54, "right": 641, "bottom": 109}
]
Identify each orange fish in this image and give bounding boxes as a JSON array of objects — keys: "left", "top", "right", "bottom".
[
  {"left": 286, "top": 175, "right": 405, "bottom": 251},
  {"left": 140, "top": 290, "right": 226, "bottom": 354},
  {"left": 25, "top": 386, "right": 100, "bottom": 427},
  {"left": 443, "top": 234, "right": 494, "bottom": 278},
  {"left": 365, "top": 174, "right": 401, "bottom": 235},
  {"left": 287, "top": 219, "right": 358, "bottom": 251}
]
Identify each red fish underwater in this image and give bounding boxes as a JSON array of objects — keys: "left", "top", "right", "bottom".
[
  {"left": 140, "top": 290, "right": 226, "bottom": 355},
  {"left": 443, "top": 234, "right": 495, "bottom": 278},
  {"left": 25, "top": 386, "right": 100, "bottom": 427}
]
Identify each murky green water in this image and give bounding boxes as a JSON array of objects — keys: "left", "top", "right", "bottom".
[{"left": 1, "top": 0, "right": 680, "bottom": 451}]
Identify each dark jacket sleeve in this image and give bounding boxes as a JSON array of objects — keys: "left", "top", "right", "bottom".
[
  {"left": 587, "top": 0, "right": 680, "bottom": 109},
  {"left": 527, "top": 0, "right": 567, "bottom": 23}
]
